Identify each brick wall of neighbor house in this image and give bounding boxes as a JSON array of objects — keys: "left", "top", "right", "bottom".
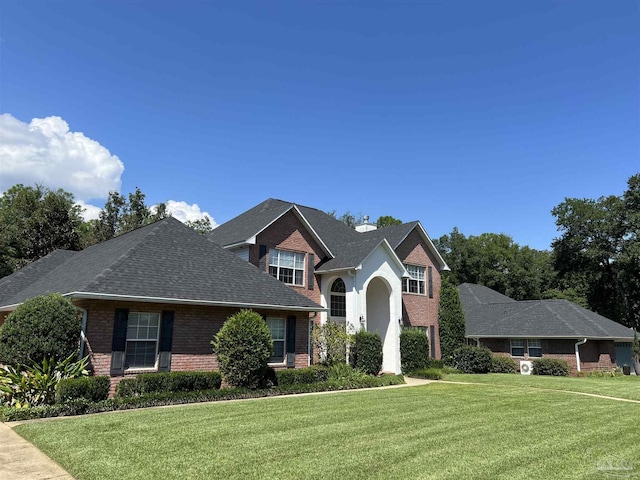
[
  {"left": 249, "top": 210, "right": 325, "bottom": 305},
  {"left": 480, "top": 338, "right": 617, "bottom": 374},
  {"left": 75, "top": 300, "right": 311, "bottom": 396},
  {"left": 395, "top": 230, "right": 442, "bottom": 358}
]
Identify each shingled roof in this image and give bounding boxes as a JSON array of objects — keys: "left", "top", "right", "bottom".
[
  {"left": 458, "top": 283, "right": 632, "bottom": 340},
  {"left": 209, "top": 198, "right": 448, "bottom": 272},
  {"left": 0, "top": 217, "right": 322, "bottom": 312}
]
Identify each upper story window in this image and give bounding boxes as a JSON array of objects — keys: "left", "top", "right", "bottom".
[
  {"left": 126, "top": 312, "right": 160, "bottom": 369},
  {"left": 402, "top": 264, "right": 425, "bottom": 295},
  {"left": 330, "top": 278, "right": 346, "bottom": 318},
  {"left": 269, "top": 249, "right": 305, "bottom": 286}
]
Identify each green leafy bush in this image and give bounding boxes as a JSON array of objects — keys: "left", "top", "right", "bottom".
[
  {"left": 409, "top": 368, "right": 443, "bottom": 380},
  {"left": 532, "top": 358, "right": 569, "bottom": 376},
  {"left": 56, "top": 376, "right": 110, "bottom": 403},
  {"left": 350, "top": 330, "right": 383, "bottom": 375},
  {"left": 490, "top": 356, "right": 517, "bottom": 374},
  {"left": 114, "top": 371, "right": 223, "bottom": 397},
  {"left": 276, "top": 365, "right": 330, "bottom": 385},
  {"left": 0, "top": 294, "right": 81, "bottom": 366},
  {"left": 0, "top": 354, "right": 89, "bottom": 407},
  {"left": 452, "top": 345, "right": 492, "bottom": 373},
  {"left": 211, "top": 309, "right": 273, "bottom": 389},
  {"left": 115, "top": 378, "right": 141, "bottom": 397},
  {"left": 438, "top": 276, "right": 466, "bottom": 363},
  {"left": 400, "top": 328, "right": 430, "bottom": 374},
  {"left": 311, "top": 321, "right": 352, "bottom": 366}
]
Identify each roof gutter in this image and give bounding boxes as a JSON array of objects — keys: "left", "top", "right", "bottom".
[
  {"left": 63, "top": 292, "right": 326, "bottom": 313},
  {"left": 575, "top": 338, "right": 587, "bottom": 373}
]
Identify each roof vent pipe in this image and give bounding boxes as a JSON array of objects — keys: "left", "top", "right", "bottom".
[{"left": 575, "top": 338, "right": 587, "bottom": 373}]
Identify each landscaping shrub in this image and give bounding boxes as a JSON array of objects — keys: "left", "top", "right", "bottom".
[
  {"left": 452, "top": 345, "right": 492, "bottom": 373},
  {"left": 0, "top": 294, "right": 81, "bottom": 366},
  {"left": 260, "top": 367, "right": 278, "bottom": 388},
  {"left": 311, "top": 321, "right": 352, "bottom": 366},
  {"left": 438, "top": 276, "right": 466, "bottom": 363},
  {"left": 490, "top": 356, "right": 518, "bottom": 374},
  {"left": 0, "top": 354, "right": 89, "bottom": 407},
  {"left": 400, "top": 328, "right": 430, "bottom": 374},
  {"left": 276, "top": 365, "right": 330, "bottom": 385},
  {"left": 409, "top": 368, "right": 443, "bottom": 380},
  {"left": 115, "top": 378, "right": 141, "bottom": 397},
  {"left": 350, "top": 330, "right": 383, "bottom": 375},
  {"left": 56, "top": 376, "right": 110, "bottom": 403},
  {"left": 212, "top": 309, "right": 273, "bottom": 389},
  {"left": 532, "top": 358, "right": 569, "bottom": 376}
]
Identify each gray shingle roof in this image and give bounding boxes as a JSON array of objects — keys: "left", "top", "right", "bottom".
[
  {"left": 459, "top": 283, "right": 632, "bottom": 340},
  {"left": 0, "top": 217, "right": 322, "bottom": 311},
  {"left": 315, "top": 237, "right": 389, "bottom": 272}
]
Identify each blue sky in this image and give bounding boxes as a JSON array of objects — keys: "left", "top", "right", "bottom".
[{"left": 1, "top": 1, "right": 638, "bottom": 250}]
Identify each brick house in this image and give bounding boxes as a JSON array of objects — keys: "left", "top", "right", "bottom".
[
  {"left": 209, "top": 198, "right": 449, "bottom": 373},
  {"left": 0, "top": 198, "right": 448, "bottom": 389},
  {"left": 458, "top": 283, "right": 634, "bottom": 374}
]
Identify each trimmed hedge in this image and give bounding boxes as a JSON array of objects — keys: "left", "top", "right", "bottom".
[
  {"left": 400, "top": 328, "right": 430, "bottom": 374},
  {"left": 115, "top": 371, "right": 222, "bottom": 397},
  {"left": 532, "top": 358, "right": 569, "bottom": 376},
  {"left": 276, "top": 365, "right": 330, "bottom": 385},
  {"left": 490, "top": 356, "right": 518, "bottom": 374},
  {"left": 350, "top": 331, "right": 383, "bottom": 376},
  {"left": 0, "top": 375, "right": 405, "bottom": 422},
  {"left": 452, "top": 345, "right": 492, "bottom": 373},
  {"left": 56, "top": 376, "right": 110, "bottom": 403}
]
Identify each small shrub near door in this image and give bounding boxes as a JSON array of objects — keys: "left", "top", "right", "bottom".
[
  {"left": 211, "top": 309, "right": 273, "bottom": 389},
  {"left": 400, "top": 328, "right": 430, "bottom": 374},
  {"left": 276, "top": 365, "right": 330, "bottom": 385},
  {"left": 452, "top": 345, "right": 492, "bottom": 373},
  {"left": 56, "top": 376, "right": 110, "bottom": 403},
  {"left": 532, "top": 358, "right": 569, "bottom": 376},
  {"left": 350, "top": 331, "right": 383, "bottom": 375}
]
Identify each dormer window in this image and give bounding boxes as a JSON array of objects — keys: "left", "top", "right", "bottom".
[{"left": 269, "top": 249, "right": 305, "bottom": 286}]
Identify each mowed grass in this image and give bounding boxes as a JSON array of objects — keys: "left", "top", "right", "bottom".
[
  {"left": 14, "top": 383, "right": 640, "bottom": 480},
  {"left": 444, "top": 373, "right": 640, "bottom": 401}
]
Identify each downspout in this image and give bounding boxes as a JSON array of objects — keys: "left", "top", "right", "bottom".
[
  {"left": 76, "top": 306, "right": 88, "bottom": 359},
  {"left": 575, "top": 338, "right": 587, "bottom": 373}
]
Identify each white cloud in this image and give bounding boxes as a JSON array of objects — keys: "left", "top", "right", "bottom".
[
  {"left": 0, "top": 113, "right": 124, "bottom": 200},
  {"left": 75, "top": 200, "right": 103, "bottom": 221},
  {"left": 155, "top": 200, "right": 217, "bottom": 227}
]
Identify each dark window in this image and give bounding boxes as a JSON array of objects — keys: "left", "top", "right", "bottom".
[{"left": 330, "top": 278, "right": 346, "bottom": 318}]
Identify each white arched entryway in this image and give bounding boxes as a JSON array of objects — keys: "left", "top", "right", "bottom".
[{"left": 366, "top": 276, "right": 397, "bottom": 372}]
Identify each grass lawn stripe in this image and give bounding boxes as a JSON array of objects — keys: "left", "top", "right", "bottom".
[{"left": 14, "top": 382, "right": 640, "bottom": 480}]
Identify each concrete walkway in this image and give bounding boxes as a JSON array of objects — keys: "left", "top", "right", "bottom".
[{"left": 0, "top": 421, "right": 74, "bottom": 480}]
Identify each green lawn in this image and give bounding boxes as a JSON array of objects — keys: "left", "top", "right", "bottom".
[
  {"left": 14, "top": 382, "right": 640, "bottom": 480},
  {"left": 444, "top": 373, "right": 640, "bottom": 401}
]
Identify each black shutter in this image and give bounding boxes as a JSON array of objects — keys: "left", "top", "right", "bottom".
[
  {"left": 111, "top": 308, "right": 129, "bottom": 352},
  {"left": 428, "top": 266, "right": 433, "bottom": 298},
  {"left": 259, "top": 245, "right": 268, "bottom": 272},
  {"left": 159, "top": 311, "right": 175, "bottom": 352},
  {"left": 430, "top": 325, "right": 436, "bottom": 358},
  {"left": 307, "top": 253, "right": 315, "bottom": 290},
  {"left": 286, "top": 315, "right": 296, "bottom": 353}
]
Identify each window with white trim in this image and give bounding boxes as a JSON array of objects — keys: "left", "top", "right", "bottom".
[
  {"left": 528, "top": 339, "right": 542, "bottom": 357},
  {"left": 266, "top": 317, "right": 286, "bottom": 363},
  {"left": 269, "top": 249, "right": 305, "bottom": 286},
  {"left": 125, "top": 312, "right": 160, "bottom": 369},
  {"left": 402, "top": 264, "right": 425, "bottom": 294},
  {"left": 510, "top": 338, "right": 525, "bottom": 357},
  {"left": 330, "top": 278, "right": 346, "bottom": 318}
]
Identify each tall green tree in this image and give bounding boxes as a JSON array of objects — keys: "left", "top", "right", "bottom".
[
  {"left": 376, "top": 215, "right": 402, "bottom": 228},
  {"left": 0, "top": 184, "right": 83, "bottom": 274},
  {"left": 438, "top": 276, "right": 466, "bottom": 363},
  {"left": 552, "top": 174, "right": 640, "bottom": 327}
]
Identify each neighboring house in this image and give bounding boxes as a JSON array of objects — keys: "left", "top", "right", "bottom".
[
  {"left": 209, "top": 198, "right": 449, "bottom": 373},
  {"left": 458, "top": 283, "right": 634, "bottom": 373},
  {"left": 0, "top": 218, "right": 323, "bottom": 393}
]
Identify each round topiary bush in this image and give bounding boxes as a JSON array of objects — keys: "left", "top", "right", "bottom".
[
  {"left": 350, "top": 330, "right": 383, "bottom": 375},
  {"left": 532, "top": 358, "right": 569, "bottom": 376},
  {"left": 452, "top": 345, "right": 493, "bottom": 373},
  {"left": 211, "top": 309, "right": 273, "bottom": 389},
  {"left": 490, "top": 355, "right": 518, "bottom": 374},
  {"left": 400, "top": 328, "right": 430, "bottom": 374},
  {"left": 0, "top": 293, "right": 81, "bottom": 366}
]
